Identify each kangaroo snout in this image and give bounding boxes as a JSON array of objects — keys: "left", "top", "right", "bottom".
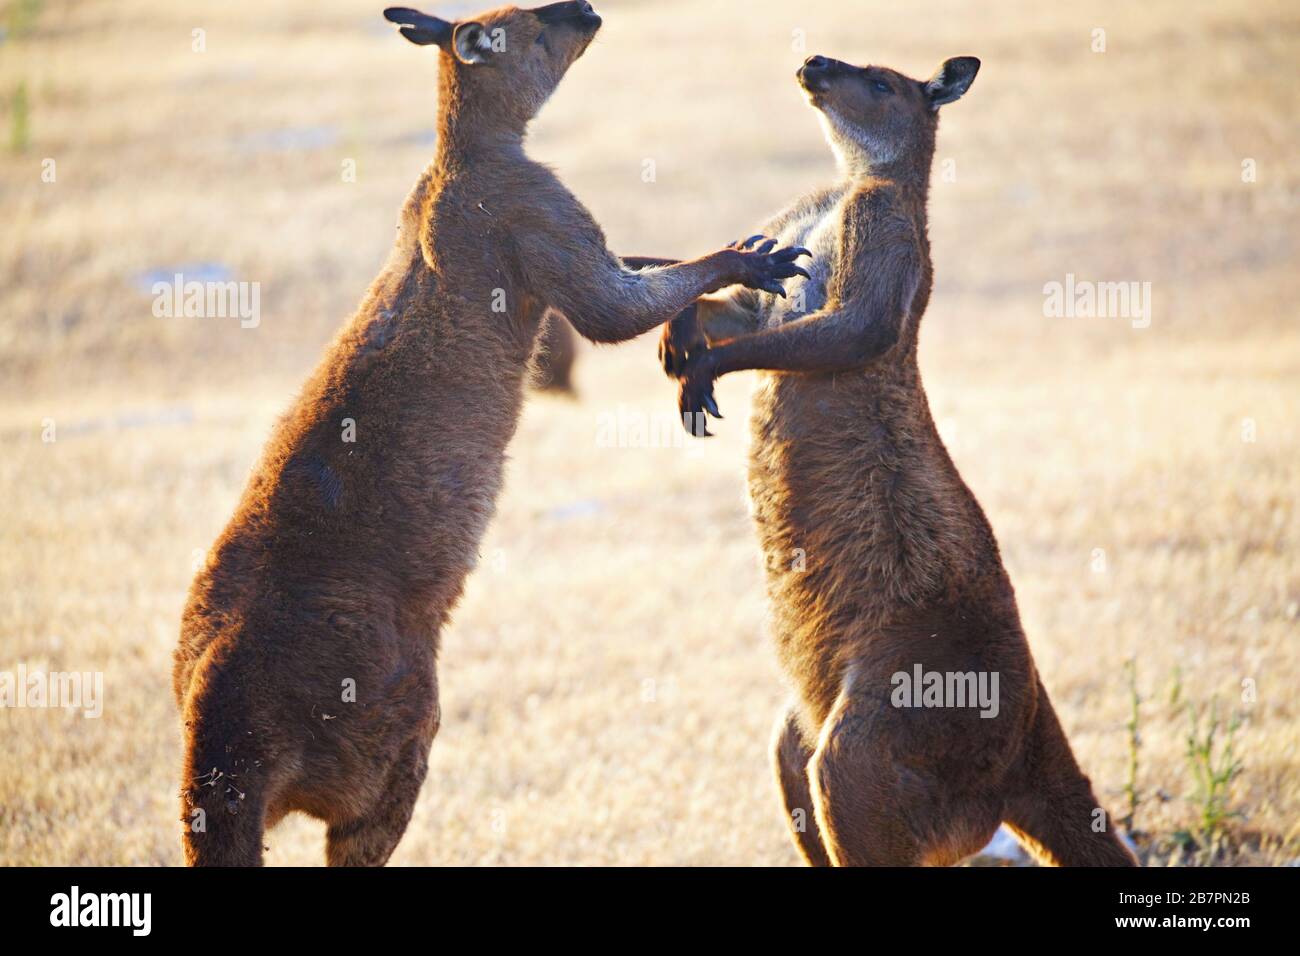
[
  {"left": 798, "top": 55, "right": 835, "bottom": 91},
  {"left": 536, "top": 0, "right": 601, "bottom": 30}
]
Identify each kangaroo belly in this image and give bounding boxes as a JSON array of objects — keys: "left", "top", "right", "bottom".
[{"left": 746, "top": 373, "right": 1014, "bottom": 716}]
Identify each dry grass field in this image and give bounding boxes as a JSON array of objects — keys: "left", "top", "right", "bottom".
[{"left": 1, "top": 0, "right": 1297, "bottom": 865}]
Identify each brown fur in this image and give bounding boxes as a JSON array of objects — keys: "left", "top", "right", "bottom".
[
  {"left": 528, "top": 312, "right": 578, "bottom": 393},
  {"left": 172, "top": 3, "right": 806, "bottom": 866},
  {"left": 663, "top": 55, "right": 1137, "bottom": 867}
]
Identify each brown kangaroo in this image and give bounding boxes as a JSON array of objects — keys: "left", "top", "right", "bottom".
[
  {"left": 661, "top": 54, "right": 1137, "bottom": 867},
  {"left": 172, "top": 2, "right": 808, "bottom": 867}
]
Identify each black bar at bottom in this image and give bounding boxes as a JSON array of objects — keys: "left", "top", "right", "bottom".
[{"left": 0, "top": 865, "right": 1288, "bottom": 942}]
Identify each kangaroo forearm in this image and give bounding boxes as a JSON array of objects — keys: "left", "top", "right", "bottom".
[
  {"left": 565, "top": 251, "right": 741, "bottom": 344},
  {"left": 620, "top": 256, "right": 682, "bottom": 270},
  {"left": 711, "top": 310, "right": 900, "bottom": 377}
]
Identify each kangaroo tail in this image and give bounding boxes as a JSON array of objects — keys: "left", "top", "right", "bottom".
[{"left": 1003, "top": 681, "right": 1138, "bottom": 867}]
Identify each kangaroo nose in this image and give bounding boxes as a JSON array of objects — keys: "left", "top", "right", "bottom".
[
  {"left": 578, "top": 1, "right": 596, "bottom": 14},
  {"left": 804, "top": 55, "right": 829, "bottom": 69}
]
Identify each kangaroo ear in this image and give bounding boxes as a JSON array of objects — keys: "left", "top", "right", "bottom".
[
  {"left": 452, "top": 21, "right": 493, "bottom": 65},
  {"left": 383, "top": 7, "right": 453, "bottom": 48},
  {"left": 924, "top": 56, "right": 980, "bottom": 109}
]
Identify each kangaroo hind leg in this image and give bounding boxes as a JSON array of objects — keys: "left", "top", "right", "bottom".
[{"left": 771, "top": 705, "right": 832, "bottom": 866}]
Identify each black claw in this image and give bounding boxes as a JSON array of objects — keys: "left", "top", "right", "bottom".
[
  {"left": 703, "top": 393, "right": 721, "bottom": 418},
  {"left": 757, "top": 239, "right": 777, "bottom": 255},
  {"left": 794, "top": 247, "right": 813, "bottom": 259},
  {"left": 741, "top": 234, "right": 765, "bottom": 249},
  {"left": 792, "top": 266, "right": 811, "bottom": 280}
]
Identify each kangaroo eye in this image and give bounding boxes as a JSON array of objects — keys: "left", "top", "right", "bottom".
[
  {"left": 872, "top": 80, "right": 893, "bottom": 94},
  {"left": 534, "top": 32, "right": 546, "bottom": 45}
]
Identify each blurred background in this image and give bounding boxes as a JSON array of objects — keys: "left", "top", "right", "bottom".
[{"left": 0, "top": 0, "right": 1296, "bottom": 865}]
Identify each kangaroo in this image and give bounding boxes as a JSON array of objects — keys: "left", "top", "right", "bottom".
[
  {"left": 661, "top": 54, "right": 1137, "bottom": 867},
  {"left": 173, "top": 2, "right": 808, "bottom": 867}
]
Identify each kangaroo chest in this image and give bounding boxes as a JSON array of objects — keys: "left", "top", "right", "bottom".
[{"left": 759, "top": 204, "right": 843, "bottom": 330}]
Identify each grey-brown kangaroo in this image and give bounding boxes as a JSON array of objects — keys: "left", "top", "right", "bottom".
[
  {"left": 173, "top": 2, "right": 807, "bottom": 866},
  {"left": 661, "top": 54, "right": 1137, "bottom": 867}
]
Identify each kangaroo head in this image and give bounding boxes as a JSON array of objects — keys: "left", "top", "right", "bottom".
[
  {"left": 384, "top": 3, "right": 602, "bottom": 132},
  {"left": 796, "top": 54, "right": 979, "bottom": 174}
]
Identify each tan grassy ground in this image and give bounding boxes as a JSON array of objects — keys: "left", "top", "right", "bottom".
[{"left": 0, "top": 0, "right": 1297, "bottom": 865}]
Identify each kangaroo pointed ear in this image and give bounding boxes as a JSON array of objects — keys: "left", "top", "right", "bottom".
[
  {"left": 452, "top": 21, "right": 494, "bottom": 65},
  {"left": 383, "top": 7, "right": 453, "bottom": 48},
  {"left": 924, "top": 56, "right": 980, "bottom": 109}
]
